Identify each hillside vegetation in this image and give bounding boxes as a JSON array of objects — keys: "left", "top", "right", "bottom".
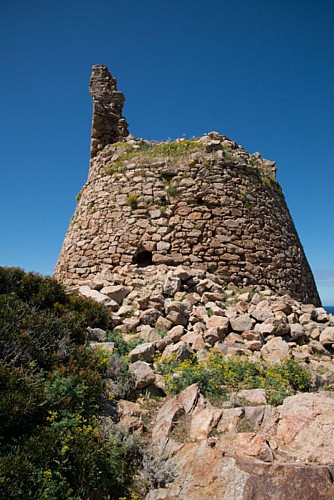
[{"left": 0, "top": 267, "right": 138, "bottom": 499}]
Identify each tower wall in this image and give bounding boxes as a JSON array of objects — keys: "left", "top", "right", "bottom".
[
  {"left": 54, "top": 66, "right": 320, "bottom": 305},
  {"left": 89, "top": 65, "right": 129, "bottom": 158}
]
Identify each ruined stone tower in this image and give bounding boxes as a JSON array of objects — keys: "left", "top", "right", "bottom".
[
  {"left": 89, "top": 65, "right": 129, "bottom": 157},
  {"left": 54, "top": 65, "right": 320, "bottom": 305}
]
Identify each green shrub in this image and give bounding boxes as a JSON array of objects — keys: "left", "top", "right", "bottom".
[
  {"left": 0, "top": 267, "right": 140, "bottom": 498},
  {"left": 0, "top": 363, "right": 45, "bottom": 441},
  {"left": 0, "top": 267, "right": 67, "bottom": 309},
  {"left": 0, "top": 415, "right": 139, "bottom": 499},
  {"left": 263, "top": 358, "right": 311, "bottom": 405},
  {"left": 76, "top": 187, "right": 84, "bottom": 203},
  {"left": 125, "top": 194, "right": 139, "bottom": 209},
  {"left": 156, "top": 352, "right": 311, "bottom": 405},
  {"left": 166, "top": 186, "right": 178, "bottom": 197},
  {"left": 104, "top": 353, "right": 135, "bottom": 399},
  {"left": 107, "top": 330, "right": 143, "bottom": 357}
]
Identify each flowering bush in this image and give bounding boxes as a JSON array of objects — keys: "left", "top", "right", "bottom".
[
  {"left": 0, "top": 267, "right": 139, "bottom": 499},
  {"left": 156, "top": 351, "right": 311, "bottom": 405}
]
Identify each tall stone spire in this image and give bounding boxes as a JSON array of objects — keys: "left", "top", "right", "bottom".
[{"left": 89, "top": 65, "right": 129, "bottom": 158}]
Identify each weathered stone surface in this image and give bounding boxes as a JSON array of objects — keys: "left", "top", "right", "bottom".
[
  {"left": 290, "top": 322, "right": 305, "bottom": 340},
  {"left": 100, "top": 284, "right": 131, "bottom": 304},
  {"left": 276, "top": 393, "right": 334, "bottom": 464},
  {"left": 165, "top": 325, "right": 185, "bottom": 343},
  {"left": 271, "top": 301, "right": 292, "bottom": 315},
  {"left": 128, "top": 342, "right": 156, "bottom": 363},
  {"left": 189, "top": 406, "right": 223, "bottom": 441},
  {"left": 87, "top": 326, "right": 107, "bottom": 342},
  {"left": 151, "top": 400, "right": 184, "bottom": 453},
  {"left": 225, "top": 332, "right": 244, "bottom": 344},
  {"left": 118, "top": 400, "right": 148, "bottom": 433},
  {"left": 237, "top": 388, "right": 267, "bottom": 406},
  {"left": 217, "top": 432, "right": 274, "bottom": 462},
  {"left": 261, "top": 337, "right": 290, "bottom": 363},
  {"left": 177, "top": 384, "right": 200, "bottom": 413},
  {"left": 217, "top": 407, "right": 245, "bottom": 433},
  {"left": 166, "top": 310, "right": 188, "bottom": 327},
  {"left": 245, "top": 339, "right": 262, "bottom": 351},
  {"left": 312, "top": 307, "right": 329, "bottom": 323},
  {"left": 181, "top": 331, "right": 206, "bottom": 351},
  {"left": 139, "top": 308, "right": 161, "bottom": 325},
  {"left": 163, "top": 275, "right": 181, "bottom": 296},
  {"left": 88, "top": 65, "right": 129, "bottom": 158},
  {"left": 203, "top": 327, "right": 221, "bottom": 345},
  {"left": 230, "top": 314, "right": 254, "bottom": 332},
  {"left": 129, "top": 361, "right": 156, "bottom": 389},
  {"left": 255, "top": 322, "right": 276, "bottom": 336},
  {"left": 162, "top": 341, "right": 193, "bottom": 361},
  {"left": 146, "top": 453, "right": 334, "bottom": 500},
  {"left": 251, "top": 308, "right": 273, "bottom": 322},
  {"left": 205, "top": 315, "right": 229, "bottom": 337},
  {"left": 319, "top": 327, "right": 334, "bottom": 346},
  {"left": 89, "top": 341, "right": 114, "bottom": 352},
  {"left": 78, "top": 286, "right": 111, "bottom": 305},
  {"left": 243, "top": 405, "right": 278, "bottom": 433}
]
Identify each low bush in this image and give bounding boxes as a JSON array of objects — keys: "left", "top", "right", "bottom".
[
  {"left": 126, "top": 194, "right": 139, "bottom": 209},
  {"left": 0, "top": 267, "right": 139, "bottom": 498},
  {"left": 107, "top": 330, "right": 143, "bottom": 357},
  {"left": 156, "top": 351, "right": 311, "bottom": 405}
]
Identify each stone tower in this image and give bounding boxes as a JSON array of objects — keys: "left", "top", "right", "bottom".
[{"left": 54, "top": 65, "right": 320, "bottom": 306}]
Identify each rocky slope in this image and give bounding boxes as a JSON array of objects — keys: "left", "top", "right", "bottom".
[{"left": 74, "top": 263, "right": 334, "bottom": 499}]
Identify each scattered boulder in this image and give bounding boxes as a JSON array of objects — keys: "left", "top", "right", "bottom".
[
  {"left": 78, "top": 285, "right": 112, "bottom": 305},
  {"left": 68, "top": 263, "right": 334, "bottom": 500},
  {"left": 87, "top": 326, "right": 107, "bottom": 342},
  {"left": 129, "top": 361, "right": 156, "bottom": 389},
  {"left": 261, "top": 337, "right": 290, "bottom": 363},
  {"left": 163, "top": 275, "right": 181, "bottom": 296},
  {"left": 100, "top": 284, "right": 132, "bottom": 304},
  {"left": 162, "top": 341, "right": 194, "bottom": 361},
  {"left": 140, "top": 308, "right": 162, "bottom": 325},
  {"left": 230, "top": 314, "right": 254, "bottom": 332},
  {"left": 128, "top": 342, "right": 156, "bottom": 363},
  {"left": 319, "top": 327, "right": 334, "bottom": 347}
]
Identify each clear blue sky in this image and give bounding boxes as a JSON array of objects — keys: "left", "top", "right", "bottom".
[{"left": 1, "top": 0, "right": 333, "bottom": 304}]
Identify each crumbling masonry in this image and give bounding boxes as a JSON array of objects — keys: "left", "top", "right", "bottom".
[{"left": 54, "top": 65, "right": 320, "bottom": 305}]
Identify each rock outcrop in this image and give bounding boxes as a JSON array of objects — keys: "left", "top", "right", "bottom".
[
  {"left": 54, "top": 65, "right": 320, "bottom": 305},
  {"left": 144, "top": 389, "right": 334, "bottom": 499}
]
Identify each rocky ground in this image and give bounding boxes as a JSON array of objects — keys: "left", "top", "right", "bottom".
[{"left": 75, "top": 264, "right": 334, "bottom": 499}]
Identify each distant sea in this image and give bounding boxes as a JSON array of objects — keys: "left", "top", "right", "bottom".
[{"left": 324, "top": 306, "right": 334, "bottom": 315}]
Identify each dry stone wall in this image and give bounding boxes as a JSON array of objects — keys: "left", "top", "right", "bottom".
[
  {"left": 54, "top": 65, "right": 320, "bottom": 306},
  {"left": 89, "top": 65, "right": 129, "bottom": 157}
]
